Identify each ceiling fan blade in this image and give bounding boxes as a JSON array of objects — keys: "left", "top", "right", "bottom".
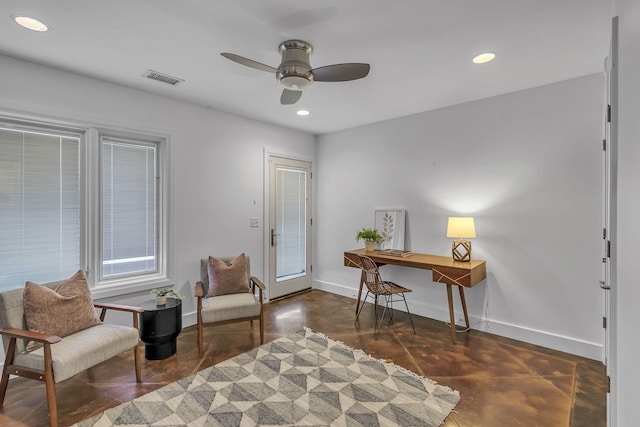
[
  {"left": 280, "top": 89, "right": 302, "bottom": 105},
  {"left": 312, "top": 63, "right": 370, "bottom": 82},
  {"left": 220, "top": 52, "right": 277, "bottom": 73}
]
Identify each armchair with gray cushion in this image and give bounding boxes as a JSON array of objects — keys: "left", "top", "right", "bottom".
[
  {"left": 194, "top": 254, "right": 265, "bottom": 354},
  {"left": 0, "top": 278, "right": 142, "bottom": 427}
]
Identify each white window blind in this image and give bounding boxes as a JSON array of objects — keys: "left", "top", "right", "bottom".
[
  {"left": 101, "top": 138, "right": 157, "bottom": 279},
  {"left": 0, "top": 127, "right": 80, "bottom": 291},
  {"left": 276, "top": 167, "right": 307, "bottom": 281}
]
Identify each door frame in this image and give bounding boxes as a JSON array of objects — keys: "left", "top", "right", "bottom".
[
  {"left": 263, "top": 149, "right": 313, "bottom": 301},
  {"left": 602, "top": 16, "right": 618, "bottom": 427}
]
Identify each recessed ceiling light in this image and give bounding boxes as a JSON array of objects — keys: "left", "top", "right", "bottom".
[
  {"left": 13, "top": 15, "right": 49, "bottom": 32},
  {"left": 472, "top": 52, "right": 496, "bottom": 64},
  {"left": 297, "top": 110, "right": 310, "bottom": 116}
]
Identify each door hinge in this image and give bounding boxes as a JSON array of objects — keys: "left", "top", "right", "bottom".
[
  {"left": 606, "top": 375, "right": 611, "bottom": 393},
  {"left": 603, "top": 228, "right": 607, "bottom": 239},
  {"left": 602, "top": 316, "right": 607, "bottom": 329},
  {"left": 602, "top": 139, "right": 607, "bottom": 151},
  {"left": 310, "top": 264, "right": 313, "bottom": 272},
  {"left": 310, "top": 218, "right": 313, "bottom": 226},
  {"left": 606, "top": 240, "right": 611, "bottom": 258},
  {"left": 607, "top": 104, "right": 612, "bottom": 122}
]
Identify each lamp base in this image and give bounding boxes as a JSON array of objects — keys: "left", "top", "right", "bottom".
[{"left": 451, "top": 239, "right": 472, "bottom": 262}]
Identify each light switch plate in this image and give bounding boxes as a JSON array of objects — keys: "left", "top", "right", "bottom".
[{"left": 250, "top": 217, "right": 259, "bottom": 228}]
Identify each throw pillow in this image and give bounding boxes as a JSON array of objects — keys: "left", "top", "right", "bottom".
[
  {"left": 206, "top": 253, "right": 250, "bottom": 297},
  {"left": 23, "top": 269, "right": 102, "bottom": 351}
]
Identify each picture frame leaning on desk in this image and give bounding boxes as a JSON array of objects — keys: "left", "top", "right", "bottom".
[{"left": 374, "top": 209, "right": 406, "bottom": 250}]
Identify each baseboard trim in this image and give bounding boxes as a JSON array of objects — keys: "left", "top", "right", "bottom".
[{"left": 313, "top": 278, "right": 603, "bottom": 361}]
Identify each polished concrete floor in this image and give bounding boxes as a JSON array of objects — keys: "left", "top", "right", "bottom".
[{"left": 0, "top": 289, "right": 606, "bottom": 427}]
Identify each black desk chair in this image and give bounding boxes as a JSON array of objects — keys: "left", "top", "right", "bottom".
[{"left": 355, "top": 255, "right": 416, "bottom": 339}]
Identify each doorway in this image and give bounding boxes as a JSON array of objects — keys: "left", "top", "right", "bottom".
[{"left": 268, "top": 156, "right": 312, "bottom": 300}]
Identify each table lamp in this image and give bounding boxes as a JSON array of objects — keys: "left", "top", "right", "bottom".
[{"left": 446, "top": 217, "right": 476, "bottom": 262}]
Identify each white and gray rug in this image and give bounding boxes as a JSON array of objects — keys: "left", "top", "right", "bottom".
[{"left": 75, "top": 328, "right": 459, "bottom": 426}]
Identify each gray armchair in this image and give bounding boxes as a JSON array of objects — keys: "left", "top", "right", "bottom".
[
  {"left": 0, "top": 287, "right": 142, "bottom": 427},
  {"left": 194, "top": 256, "right": 265, "bottom": 354}
]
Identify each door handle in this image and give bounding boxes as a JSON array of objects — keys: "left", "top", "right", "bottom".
[
  {"left": 271, "top": 229, "right": 280, "bottom": 247},
  {"left": 599, "top": 280, "right": 611, "bottom": 290}
]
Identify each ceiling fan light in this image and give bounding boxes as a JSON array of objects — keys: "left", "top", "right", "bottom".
[
  {"left": 279, "top": 75, "right": 311, "bottom": 90},
  {"left": 472, "top": 52, "right": 496, "bottom": 64},
  {"left": 13, "top": 15, "right": 49, "bottom": 32}
]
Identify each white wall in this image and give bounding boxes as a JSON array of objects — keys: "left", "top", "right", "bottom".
[
  {"left": 613, "top": 0, "right": 640, "bottom": 425},
  {"left": 0, "top": 54, "right": 315, "bottom": 330},
  {"left": 315, "top": 74, "right": 604, "bottom": 359}
]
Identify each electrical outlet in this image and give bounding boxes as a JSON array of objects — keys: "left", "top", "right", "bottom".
[{"left": 250, "top": 217, "right": 259, "bottom": 228}]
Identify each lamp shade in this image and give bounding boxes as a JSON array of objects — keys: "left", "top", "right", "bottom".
[{"left": 446, "top": 217, "right": 476, "bottom": 239}]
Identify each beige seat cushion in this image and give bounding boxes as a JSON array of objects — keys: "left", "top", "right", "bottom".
[
  {"left": 201, "top": 293, "right": 260, "bottom": 323},
  {"left": 14, "top": 323, "right": 139, "bottom": 383}
]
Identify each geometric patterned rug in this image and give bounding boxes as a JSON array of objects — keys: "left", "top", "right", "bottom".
[{"left": 73, "top": 327, "right": 459, "bottom": 426}]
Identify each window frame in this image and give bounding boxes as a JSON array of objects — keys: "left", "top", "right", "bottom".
[
  {"left": 89, "top": 128, "right": 171, "bottom": 298},
  {"left": 0, "top": 114, "right": 171, "bottom": 297}
]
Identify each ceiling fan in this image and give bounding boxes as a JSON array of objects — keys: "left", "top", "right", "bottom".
[{"left": 221, "top": 40, "right": 370, "bottom": 105}]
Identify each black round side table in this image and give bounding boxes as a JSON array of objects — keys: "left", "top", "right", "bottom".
[{"left": 139, "top": 298, "right": 182, "bottom": 360}]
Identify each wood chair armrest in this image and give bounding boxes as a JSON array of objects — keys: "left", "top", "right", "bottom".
[
  {"left": 0, "top": 327, "right": 62, "bottom": 344},
  {"left": 94, "top": 302, "right": 144, "bottom": 326},
  {"left": 250, "top": 276, "right": 265, "bottom": 304},
  {"left": 94, "top": 302, "right": 144, "bottom": 313},
  {"left": 194, "top": 281, "right": 205, "bottom": 298},
  {"left": 250, "top": 276, "right": 266, "bottom": 291}
]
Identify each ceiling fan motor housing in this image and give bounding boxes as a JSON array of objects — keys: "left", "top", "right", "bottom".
[{"left": 276, "top": 40, "right": 314, "bottom": 91}]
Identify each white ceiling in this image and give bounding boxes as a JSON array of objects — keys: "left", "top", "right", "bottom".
[{"left": 0, "top": 1, "right": 611, "bottom": 135}]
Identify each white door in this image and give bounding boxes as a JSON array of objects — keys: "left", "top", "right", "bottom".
[
  {"left": 268, "top": 156, "right": 312, "bottom": 299},
  {"left": 602, "top": 16, "right": 618, "bottom": 426}
]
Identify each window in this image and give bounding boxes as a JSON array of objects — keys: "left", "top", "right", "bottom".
[
  {"left": 0, "top": 120, "right": 168, "bottom": 293},
  {"left": 275, "top": 167, "right": 307, "bottom": 281},
  {"left": 0, "top": 126, "right": 81, "bottom": 290},
  {"left": 101, "top": 137, "right": 157, "bottom": 279}
]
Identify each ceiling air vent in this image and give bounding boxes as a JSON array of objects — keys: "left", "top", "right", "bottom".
[{"left": 142, "top": 69, "right": 184, "bottom": 86}]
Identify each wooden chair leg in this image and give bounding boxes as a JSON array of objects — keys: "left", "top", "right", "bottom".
[
  {"left": 132, "top": 311, "right": 141, "bottom": 383},
  {"left": 134, "top": 342, "right": 142, "bottom": 383},
  {"left": 259, "top": 311, "right": 264, "bottom": 344},
  {"left": 0, "top": 337, "right": 17, "bottom": 407},
  {"left": 197, "top": 298, "right": 204, "bottom": 355},
  {"left": 43, "top": 343, "right": 58, "bottom": 427}
]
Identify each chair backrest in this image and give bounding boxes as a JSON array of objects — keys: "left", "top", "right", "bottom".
[
  {"left": 358, "top": 255, "right": 385, "bottom": 292},
  {"left": 0, "top": 287, "right": 29, "bottom": 353},
  {"left": 199, "top": 256, "right": 252, "bottom": 296}
]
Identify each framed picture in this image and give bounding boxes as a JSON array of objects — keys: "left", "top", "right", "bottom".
[{"left": 374, "top": 209, "right": 406, "bottom": 250}]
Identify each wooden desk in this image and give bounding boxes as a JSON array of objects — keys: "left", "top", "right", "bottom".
[{"left": 344, "top": 249, "right": 487, "bottom": 343}]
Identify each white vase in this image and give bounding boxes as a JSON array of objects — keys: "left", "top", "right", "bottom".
[
  {"left": 365, "top": 240, "right": 375, "bottom": 252},
  {"left": 156, "top": 295, "right": 167, "bottom": 305}
]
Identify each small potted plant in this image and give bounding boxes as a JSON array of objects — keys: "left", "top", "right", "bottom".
[
  {"left": 151, "top": 288, "right": 183, "bottom": 305},
  {"left": 355, "top": 228, "right": 382, "bottom": 252}
]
